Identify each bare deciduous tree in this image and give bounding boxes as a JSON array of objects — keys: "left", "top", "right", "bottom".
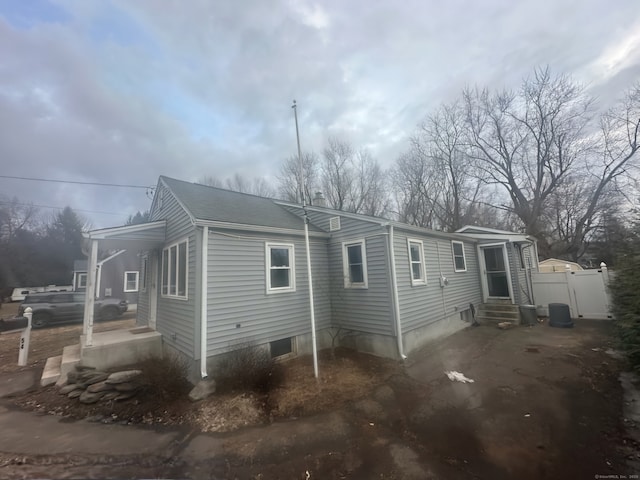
[
  {"left": 321, "top": 137, "right": 389, "bottom": 216},
  {"left": 462, "top": 67, "right": 595, "bottom": 254},
  {"left": 392, "top": 102, "right": 492, "bottom": 231},
  {"left": 552, "top": 83, "right": 640, "bottom": 260},
  {"left": 0, "top": 196, "right": 39, "bottom": 241},
  {"left": 277, "top": 151, "right": 321, "bottom": 204}
]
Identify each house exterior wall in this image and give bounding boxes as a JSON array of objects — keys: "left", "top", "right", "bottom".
[
  {"left": 281, "top": 206, "right": 396, "bottom": 340},
  {"left": 205, "top": 229, "right": 332, "bottom": 357},
  {"left": 149, "top": 186, "right": 198, "bottom": 358},
  {"left": 135, "top": 253, "right": 151, "bottom": 327},
  {"left": 98, "top": 251, "right": 140, "bottom": 304},
  {"left": 393, "top": 231, "right": 482, "bottom": 337},
  {"left": 308, "top": 211, "right": 394, "bottom": 337}
]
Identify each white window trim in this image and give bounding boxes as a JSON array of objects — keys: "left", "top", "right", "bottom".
[
  {"left": 77, "top": 273, "right": 87, "bottom": 289},
  {"left": 161, "top": 238, "right": 189, "bottom": 300},
  {"left": 452, "top": 240, "right": 467, "bottom": 272},
  {"left": 407, "top": 238, "right": 427, "bottom": 286},
  {"left": 140, "top": 255, "right": 148, "bottom": 292},
  {"left": 265, "top": 243, "right": 296, "bottom": 294},
  {"left": 124, "top": 271, "right": 139, "bottom": 293},
  {"left": 342, "top": 240, "right": 368, "bottom": 289}
]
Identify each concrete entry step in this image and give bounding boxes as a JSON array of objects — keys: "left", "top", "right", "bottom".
[
  {"left": 41, "top": 355, "right": 62, "bottom": 387},
  {"left": 55, "top": 344, "right": 81, "bottom": 387}
]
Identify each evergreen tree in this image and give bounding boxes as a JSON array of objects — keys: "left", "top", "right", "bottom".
[{"left": 610, "top": 218, "right": 640, "bottom": 371}]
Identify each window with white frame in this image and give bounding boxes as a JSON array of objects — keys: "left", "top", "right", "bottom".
[
  {"left": 77, "top": 273, "right": 87, "bottom": 289},
  {"left": 452, "top": 240, "right": 467, "bottom": 272},
  {"left": 162, "top": 239, "right": 188, "bottom": 298},
  {"left": 343, "top": 240, "right": 368, "bottom": 288},
  {"left": 266, "top": 243, "right": 295, "bottom": 293},
  {"left": 407, "top": 239, "right": 426, "bottom": 285},
  {"left": 124, "top": 271, "right": 139, "bottom": 292}
]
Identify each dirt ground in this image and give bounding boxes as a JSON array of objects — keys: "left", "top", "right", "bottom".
[{"left": 1, "top": 305, "right": 638, "bottom": 479}]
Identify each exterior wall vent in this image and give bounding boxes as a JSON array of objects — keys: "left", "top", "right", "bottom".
[{"left": 329, "top": 216, "right": 341, "bottom": 231}]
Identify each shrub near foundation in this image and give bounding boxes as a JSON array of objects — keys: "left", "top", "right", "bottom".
[
  {"left": 138, "top": 354, "right": 191, "bottom": 401},
  {"left": 214, "top": 344, "right": 284, "bottom": 394}
]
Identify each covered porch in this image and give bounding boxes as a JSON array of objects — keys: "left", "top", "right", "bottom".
[{"left": 78, "top": 221, "right": 166, "bottom": 372}]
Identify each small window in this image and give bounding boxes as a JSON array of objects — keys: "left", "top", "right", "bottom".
[
  {"left": 124, "top": 271, "right": 139, "bottom": 292},
  {"left": 161, "top": 239, "right": 188, "bottom": 299},
  {"left": 270, "top": 337, "right": 294, "bottom": 358},
  {"left": 266, "top": 243, "right": 295, "bottom": 293},
  {"left": 343, "top": 240, "right": 368, "bottom": 288},
  {"left": 77, "top": 273, "right": 87, "bottom": 289},
  {"left": 452, "top": 241, "right": 467, "bottom": 272},
  {"left": 407, "top": 239, "right": 426, "bottom": 285}
]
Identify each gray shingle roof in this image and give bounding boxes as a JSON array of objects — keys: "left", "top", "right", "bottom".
[{"left": 160, "top": 176, "right": 323, "bottom": 232}]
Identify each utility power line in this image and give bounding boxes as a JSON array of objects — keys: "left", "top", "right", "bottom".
[
  {"left": 0, "top": 174, "right": 154, "bottom": 190},
  {"left": 0, "top": 200, "right": 127, "bottom": 216}
]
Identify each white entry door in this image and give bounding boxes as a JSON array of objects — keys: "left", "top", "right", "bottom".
[{"left": 480, "top": 244, "right": 513, "bottom": 300}]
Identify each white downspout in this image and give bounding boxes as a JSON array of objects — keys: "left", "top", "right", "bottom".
[
  {"left": 387, "top": 225, "right": 405, "bottom": 359},
  {"left": 304, "top": 214, "right": 319, "bottom": 377},
  {"left": 84, "top": 239, "right": 98, "bottom": 346},
  {"left": 200, "top": 226, "right": 209, "bottom": 379}
]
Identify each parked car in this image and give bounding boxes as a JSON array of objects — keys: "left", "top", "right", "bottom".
[{"left": 18, "top": 292, "right": 128, "bottom": 328}]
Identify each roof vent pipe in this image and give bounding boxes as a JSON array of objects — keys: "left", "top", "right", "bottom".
[{"left": 313, "top": 192, "right": 327, "bottom": 207}]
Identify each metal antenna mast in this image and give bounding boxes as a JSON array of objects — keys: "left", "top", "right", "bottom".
[{"left": 292, "top": 100, "right": 319, "bottom": 378}]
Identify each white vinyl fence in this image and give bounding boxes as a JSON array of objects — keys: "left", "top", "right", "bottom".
[{"left": 531, "top": 267, "right": 613, "bottom": 320}]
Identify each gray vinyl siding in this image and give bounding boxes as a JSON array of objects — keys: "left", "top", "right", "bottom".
[
  {"left": 394, "top": 232, "right": 482, "bottom": 333},
  {"left": 206, "top": 230, "right": 331, "bottom": 356},
  {"left": 136, "top": 253, "right": 150, "bottom": 327},
  {"left": 310, "top": 213, "right": 393, "bottom": 336},
  {"left": 150, "top": 187, "right": 198, "bottom": 357},
  {"left": 513, "top": 244, "right": 535, "bottom": 305}
]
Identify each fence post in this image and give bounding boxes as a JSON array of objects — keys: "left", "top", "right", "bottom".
[{"left": 18, "top": 307, "right": 32, "bottom": 366}]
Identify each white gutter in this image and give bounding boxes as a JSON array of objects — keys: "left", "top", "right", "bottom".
[
  {"left": 194, "top": 219, "right": 330, "bottom": 238},
  {"left": 200, "top": 226, "right": 209, "bottom": 379},
  {"left": 387, "top": 225, "right": 405, "bottom": 359}
]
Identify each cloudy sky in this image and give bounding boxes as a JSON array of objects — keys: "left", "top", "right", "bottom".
[{"left": 1, "top": 0, "right": 639, "bottom": 228}]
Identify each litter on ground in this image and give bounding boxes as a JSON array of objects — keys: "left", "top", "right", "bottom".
[{"left": 446, "top": 371, "right": 475, "bottom": 383}]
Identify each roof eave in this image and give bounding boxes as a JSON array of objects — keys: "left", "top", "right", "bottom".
[{"left": 194, "top": 219, "right": 330, "bottom": 238}]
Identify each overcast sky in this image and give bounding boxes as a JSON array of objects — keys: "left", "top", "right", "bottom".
[{"left": 1, "top": 0, "right": 639, "bottom": 228}]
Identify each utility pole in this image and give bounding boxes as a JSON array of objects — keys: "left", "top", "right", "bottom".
[{"left": 292, "top": 100, "right": 319, "bottom": 378}]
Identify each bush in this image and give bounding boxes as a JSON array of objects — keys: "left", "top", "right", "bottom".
[
  {"left": 214, "top": 344, "right": 283, "bottom": 394},
  {"left": 611, "top": 245, "right": 640, "bottom": 371},
  {"left": 138, "top": 354, "right": 191, "bottom": 401}
]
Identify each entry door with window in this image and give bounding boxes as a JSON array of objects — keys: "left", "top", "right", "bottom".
[{"left": 483, "top": 246, "right": 510, "bottom": 298}]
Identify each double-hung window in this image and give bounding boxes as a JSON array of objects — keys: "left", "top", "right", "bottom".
[
  {"left": 343, "top": 240, "right": 368, "bottom": 288},
  {"left": 266, "top": 243, "right": 295, "bottom": 293},
  {"left": 124, "top": 271, "right": 139, "bottom": 292},
  {"left": 162, "top": 239, "right": 188, "bottom": 298},
  {"left": 452, "top": 240, "right": 467, "bottom": 272},
  {"left": 407, "top": 239, "right": 426, "bottom": 285},
  {"left": 77, "top": 273, "right": 87, "bottom": 289}
]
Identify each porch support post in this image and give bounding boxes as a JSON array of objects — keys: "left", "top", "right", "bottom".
[{"left": 84, "top": 239, "right": 98, "bottom": 347}]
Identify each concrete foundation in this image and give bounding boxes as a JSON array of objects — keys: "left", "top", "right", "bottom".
[
  {"left": 339, "top": 330, "right": 400, "bottom": 359},
  {"left": 402, "top": 312, "right": 470, "bottom": 355},
  {"left": 80, "top": 328, "right": 162, "bottom": 370}
]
